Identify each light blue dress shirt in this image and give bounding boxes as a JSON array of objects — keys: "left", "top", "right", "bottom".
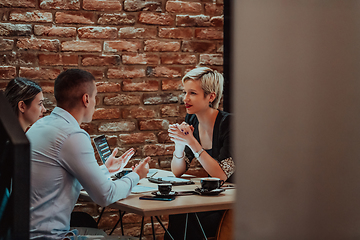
[{"left": 26, "top": 107, "right": 139, "bottom": 239}]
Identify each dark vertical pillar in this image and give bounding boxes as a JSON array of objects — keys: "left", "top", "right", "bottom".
[{"left": 233, "top": 1, "right": 360, "bottom": 239}]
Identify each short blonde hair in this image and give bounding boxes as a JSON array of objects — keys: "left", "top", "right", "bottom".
[{"left": 182, "top": 67, "right": 224, "bottom": 109}]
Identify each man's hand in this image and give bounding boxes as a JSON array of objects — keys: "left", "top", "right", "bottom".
[
  {"left": 105, "top": 148, "right": 135, "bottom": 174},
  {"left": 132, "top": 157, "right": 150, "bottom": 179}
]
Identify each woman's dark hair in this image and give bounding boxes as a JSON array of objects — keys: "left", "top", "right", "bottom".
[{"left": 4, "top": 78, "right": 42, "bottom": 116}]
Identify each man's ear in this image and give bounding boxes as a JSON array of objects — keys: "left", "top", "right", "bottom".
[
  {"left": 18, "top": 101, "right": 26, "bottom": 114},
  {"left": 82, "top": 93, "right": 90, "bottom": 107}
]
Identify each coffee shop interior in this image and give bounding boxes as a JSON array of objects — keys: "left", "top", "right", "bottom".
[{"left": 2, "top": 0, "right": 360, "bottom": 239}]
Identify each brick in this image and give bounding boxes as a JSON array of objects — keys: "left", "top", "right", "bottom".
[
  {"left": 107, "top": 67, "right": 146, "bottom": 79},
  {"left": 122, "top": 107, "right": 156, "bottom": 119},
  {"left": 19, "top": 67, "right": 61, "bottom": 80},
  {"left": 0, "top": 0, "right": 35, "bottom": 7},
  {"left": 143, "top": 93, "right": 178, "bottom": 105},
  {"left": 0, "top": 23, "right": 32, "bottom": 36},
  {"left": 0, "top": 66, "right": 16, "bottom": 79},
  {"left": 161, "top": 79, "right": 182, "bottom": 91},
  {"left": 158, "top": 131, "right": 172, "bottom": 144},
  {"left": 106, "top": 135, "right": 118, "bottom": 147},
  {"left": 42, "top": 95, "right": 56, "bottom": 108},
  {"left": 210, "top": 15, "right": 224, "bottom": 27},
  {"left": 143, "top": 144, "right": 173, "bottom": 156},
  {"left": 38, "top": 81, "right": 54, "bottom": 93},
  {"left": 82, "top": 55, "right": 120, "bottom": 66},
  {"left": 124, "top": 0, "right": 162, "bottom": 11},
  {"left": 104, "top": 93, "right": 141, "bottom": 106},
  {"left": 85, "top": 69, "right": 104, "bottom": 80},
  {"left": 61, "top": 41, "right": 102, "bottom": 52},
  {"left": 55, "top": 12, "right": 94, "bottom": 24},
  {"left": 81, "top": 122, "right": 98, "bottom": 135},
  {"left": 139, "top": 119, "right": 169, "bottom": 130},
  {"left": 17, "top": 38, "right": 60, "bottom": 52},
  {"left": 138, "top": 12, "right": 174, "bottom": 26},
  {"left": 122, "top": 53, "right": 159, "bottom": 65},
  {"left": 97, "top": 213, "right": 121, "bottom": 229},
  {"left": 78, "top": 26, "right": 117, "bottom": 39},
  {"left": 146, "top": 66, "right": 182, "bottom": 78},
  {"left": 161, "top": 105, "right": 180, "bottom": 117},
  {"left": 158, "top": 28, "right": 193, "bottom": 39},
  {"left": 176, "top": 15, "right": 211, "bottom": 27},
  {"left": 39, "top": 54, "right": 78, "bottom": 66},
  {"left": 159, "top": 157, "right": 171, "bottom": 168},
  {"left": 34, "top": 25, "right": 76, "bottom": 38},
  {"left": 143, "top": 222, "right": 166, "bottom": 235},
  {"left": 217, "top": 43, "right": 223, "bottom": 53},
  {"left": 2, "top": 52, "right": 37, "bottom": 66},
  {"left": 121, "top": 213, "right": 143, "bottom": 224},
  {"left": 92, "top": 108, "right": 121, "bottom": 120},
  {"left": 204, "top": 3, "right": 223, "bottom": 15},
  {"left": 161, "top": 53, "right": 196, "bottom": 65},
  {"left": 98, "top": 13, "right": 136, "bottom": 25},
  {"left": 119, "top": 132, "right": 157, "bottom": 144},
  {"left": 182, "top": 40, "right": 216, "bottom": 53},
  {"left": 0, "top": 55, "right": 4, "bottom": 65},
  {"left": 122, "top": 80, "right": 158, "bottom": 92},
  {"left": 9, "top": 10, "right": 52, "bottom": 23},
  {"left": 166, "top": 1, "right": 202, "bottom": 14},
  {"left": 199, "top": 53, "right": 223, "bottom": 65},
  {"left": 96, "top": 82, "right": 121, "bottom": 93},
  {"left": 83, "top": 0, "right": 122, "bottom": 11},
  {"left": 144, "top": 40, "right": 180, "bottom": 52},
  {"left": 104, "top": 40, "right": 141, "bottom": 53},
  {"left": 98, "top": 121, "right": 136, "bottom": 132},
  {"left": 119, "top": 27, "right": 157, "bottom": 39},
  {"left": 0, "top": 39, "right": 14, "bottom": 51},
  {"left": 40, "top": 0, "right": 80, "bottom": 9},
  {"left": 195, "top": 28, "right": 223, "bottom": 40}
]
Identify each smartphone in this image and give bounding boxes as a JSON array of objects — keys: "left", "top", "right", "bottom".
[
  {"left": 93, "top": 135, "right": 111, "bottom": 164},
  {"left": 139, "top": 196, "right": 176, "bottom": 201}
]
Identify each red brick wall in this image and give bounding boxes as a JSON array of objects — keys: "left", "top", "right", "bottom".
[{"left": 0, "top": 0, "right": 223, "bottom": 238}]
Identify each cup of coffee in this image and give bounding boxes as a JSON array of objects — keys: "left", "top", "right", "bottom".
[
  {"left": 200, "top": 178, "right": 224, "bottom": 191},
  {"left": 158, "top": 183, "right": 172, "bottom": 195}
]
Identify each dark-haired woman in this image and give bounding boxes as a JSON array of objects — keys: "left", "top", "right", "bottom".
[
  {"left": 0, "top": 78, "right": 46, "bottom": 237},
  {"left": 5, "top": 77, "right": 46, "bottom": 131}
]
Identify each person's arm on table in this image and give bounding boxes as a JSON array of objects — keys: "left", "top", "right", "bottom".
[
  {"left": 60, "top": 132, "right": 149, "bottom": 207},
  {"left": 169, "top": 116, "right": 234, "bottom": 181}
]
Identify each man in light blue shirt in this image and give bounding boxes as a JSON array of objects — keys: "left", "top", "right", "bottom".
[{"left": 27, "top": 69, "right": 150, "bottom": 239}]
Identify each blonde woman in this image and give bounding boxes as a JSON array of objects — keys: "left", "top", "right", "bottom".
[{"left": 166, "top": 67, "right": 235, "bottom": 240}]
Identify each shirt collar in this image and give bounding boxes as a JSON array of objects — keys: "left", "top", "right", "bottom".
[{"left": 51, "top": 107, "right": 80, "bottom": 127}]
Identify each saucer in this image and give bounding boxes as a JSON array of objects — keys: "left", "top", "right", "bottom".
[
  {"left": 151, "top": 191, "right": 177, "bottom": 197},
  {"left": 194, "top": 187, "right": 225, "bottom": 196}
]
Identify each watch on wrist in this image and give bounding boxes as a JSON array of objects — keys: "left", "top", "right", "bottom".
[{"left": 194, "top": 148, "right": 204, "bottom": 159}]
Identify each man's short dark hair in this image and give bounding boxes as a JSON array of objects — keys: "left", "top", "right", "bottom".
[{"left": 54, "top": 69, "right": 95, "bottom": 110}]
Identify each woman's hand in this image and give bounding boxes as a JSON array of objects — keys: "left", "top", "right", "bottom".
[
  {"left": 105, "top": 148, "right": 135, "bottom": 174},
  {"left": 168, "top": 122, "right": 195, "bottom": 147}
]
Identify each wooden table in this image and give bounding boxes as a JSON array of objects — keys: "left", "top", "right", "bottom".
[{"left": 79, "top": 170, "right": 235, "bottom": 239}]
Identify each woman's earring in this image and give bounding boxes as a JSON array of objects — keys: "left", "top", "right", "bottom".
[{"left": 209, "top": 102, "right": 213, "bottom": 108}]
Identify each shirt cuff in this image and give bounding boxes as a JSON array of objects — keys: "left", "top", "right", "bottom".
[{"left": 122, "top": 171, "right": 140, "bottom": 185}]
